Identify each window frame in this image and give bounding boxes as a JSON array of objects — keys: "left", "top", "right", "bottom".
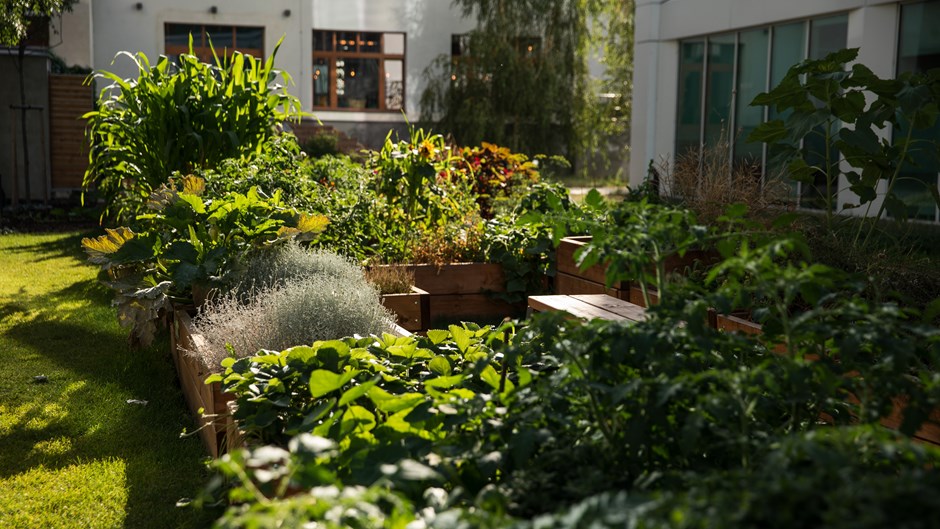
[
  {"left": 164, "top": 23, "right": 265, "bottom": 63},
  {"left": 674, "top": 14, "right": 849, "bottom": 210},
  {"left": 312, "top": 29, "right": 407, "bottom": 112}
]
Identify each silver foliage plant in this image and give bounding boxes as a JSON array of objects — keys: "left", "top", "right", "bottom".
[{"left": 189, "top": 245, "right": 395, "bottom": 370}]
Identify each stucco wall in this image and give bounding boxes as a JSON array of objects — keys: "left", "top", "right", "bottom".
[
  {"left": 52, "top": 0, "right": 93, "bottom": 68},
  {"left": 88, "top": 0, "right": 308, "bottom": 105}
]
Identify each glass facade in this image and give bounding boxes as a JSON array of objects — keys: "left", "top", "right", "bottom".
[
  {"left": 675, "top": 40, "right": 705, "bottom": 157},
  {"left": 675, "top": 15, "right": 848, "bottom": 209},
  {"left": 896, "top": 0, "right": 940, "bottom": 222}
]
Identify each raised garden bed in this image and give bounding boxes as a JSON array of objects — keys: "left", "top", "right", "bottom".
[
  {"left": 171, "top": 308, "right": 414, "bottom": 457},
  {"left": 714, "top": 312, "right": 940, "bottom": 447},
  {"left": 375, "top": 263, "right": 525, "bottom": 324},
  {"left": 555, "top": 236, "right": 715, "bottom": 303},
  {"left": 380, "top": 286, "right": 430, "bottom": 332},
  {"left": 171, "top": 309, "right": 234, "bottom": 458},
  {"left": 555, "top": 236, "right": 630, "bottom": 299}
]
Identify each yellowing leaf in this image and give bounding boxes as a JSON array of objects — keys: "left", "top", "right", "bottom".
[
  {"left": 297, "top": 213, "right": 329, "bottom": 234},
  {"left": 81, "top": 228, "right": 135, "bottom": 266},
  {"left": 181, "top": 174, "right": 206, "bottom": 196}
]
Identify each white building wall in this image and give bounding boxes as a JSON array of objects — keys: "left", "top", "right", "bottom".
[
  {"left": 88, "top": 0, "right": 306, "bottom": 100},
  {"left": 629, "top": 0, "right": 907, "bottom": 192},
  {"left": 65, "top": 0, "right": 472, "bottom": 146},
  {"left": 312, "top": 0, "right": 475, "bottom": 125},
  {"left": 52, "top": 0, "right": 93, "bottom": 68}
]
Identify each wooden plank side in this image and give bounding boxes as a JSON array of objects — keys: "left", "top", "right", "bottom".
[
  {"left": 429, "top": 294, "right": 523, "bottom": 322},
  {"left": 715, "top": 314, "right": 763, "bottom": 336},
  {"left": 878, "top": 396, "right": 940, "bottom": 447},
  {"left": 571, "top": 294, "right": 648, "bottom": 322},
  {"left": 528, "top": 295, "right": 627, "bottom": 321},
  {"left": 554, "top": 272, "right": 629, "bottom": 300},
  {"left": 381, "top": 290, "right": 426, "bottom": 331},
  {"left": 375, "top": 263, "right": 506, "bottom": 295},
  {"left": 411, "top": 263, "right": 506, "bottom": 294},
  {"left": 48, "top": 74, "right": 92, "bottom": 190},
  {"left": 555, "top": 236, "right": 629, "bottom": 288}
]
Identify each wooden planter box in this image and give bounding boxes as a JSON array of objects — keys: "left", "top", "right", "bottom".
[
  {"left": 556, "top": 236, "right": 630, "bottom": 299},
  {"left": 714, "top": 313, "right": 940, "bottom": 446},
  {"left": 171, "top": 310, "right": 235, "bottom": 458},
  {"left": 556, "top": 236, "right": 716, "bottom": 302},
  {"left": 381, "top": 286, "right": 430, "bottom": 332},
  {"left": 374, "top": 263, "right": 525, "bottom": 324}
]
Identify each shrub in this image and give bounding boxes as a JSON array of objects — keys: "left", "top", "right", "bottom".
[
  {"left": 230, "top": 242, "right": 365, "bottom": 293},
  {"left": 658, "top": 130, "right": 788, "bottom": 226},
  {"left": 190, "top": 250, "right": 394, "bottom": 369},
  {"left": 450, "top": 142, "right": 541, "bottom": 218},
  {"left": 364, "top": 265, "right": 414, "bottom": 295},
  {"left": 302, "top": 131, "right": 340, "bottom": 158},
  {"left": 83, "top": 38, "right": 304, "bottom": 222}
]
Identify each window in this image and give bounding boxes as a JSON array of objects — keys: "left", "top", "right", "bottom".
[
  {"left": 895, "top": 0, "right": 940, "bottom": 222},
  {"left": 164, "top": 24, "right": 264, "bottom": 63},
  {"left": 674, "top": 15, "right": 848, "bottom": 209},
  {"left": 164, "top": 23, "right": 263, "bottom": 62},
  {"left": 312, "top": 30, "right": 405, "bottom": 111}
]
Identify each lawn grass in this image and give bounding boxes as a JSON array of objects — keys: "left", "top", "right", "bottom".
[{"left": 0, "top": 231, "right": 218, "bottom": 528}]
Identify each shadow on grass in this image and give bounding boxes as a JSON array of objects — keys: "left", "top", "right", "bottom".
[
  {"left": 3, "top": 230, "right": 99, "bottom": 265},
  {"left": 1, "top": 237, "right": 219, "bottom": 527}
]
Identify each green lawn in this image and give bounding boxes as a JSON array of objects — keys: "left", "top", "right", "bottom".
[{"left": 0, "top": 231, "right": 217, "bottom": 528}]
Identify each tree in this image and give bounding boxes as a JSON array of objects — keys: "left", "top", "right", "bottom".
[
  {"left": 419, "top": 0, "right": 633, "bottom": 177},
  {"left": 1, "top": 0, "right": 75, "bottom": 208}
]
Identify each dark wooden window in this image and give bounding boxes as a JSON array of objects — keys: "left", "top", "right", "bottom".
[
  {"left": 312, "top": 30, "right": 405, "bottom": 111},
  {"left": 164, "top": 23, "right": 264, "bottom": 63}
]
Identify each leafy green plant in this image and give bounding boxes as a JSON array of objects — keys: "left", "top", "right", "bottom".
[
  {"left": 83, "top": 36, "right": 304, "bottom": 222},
  {"left": 207, "top": 323, "right": 522, "bottom": 480},
  {"left": 81, "top": 176, "right": 327, "bottom": 346},
  {"left": 749, "top": 47, "right": 940, "bottom": 242},
  {"left": 575, "top": 199, "right": 712, "bottom": 307}
]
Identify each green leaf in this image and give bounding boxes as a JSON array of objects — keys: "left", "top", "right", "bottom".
[
  {"left": 300, "top": 398, "right": 336, "bottom": 428},
  {"left": 429, "top": 356, "right": 452, "bottom": 376},
  {"left": 368, "top": 387, "right": 426, "bottom": 413},
  {"left": 426, "top": 329, "right": 450, "bottom": 345},
  {"left": 448, "top": 325, "right": 471, "bottom": 353},
  {"left": 424, "top": 375, "right": 465, "bottom": 390},
  {"left": 584, "top": 188, "right": 604, "bottom": 208},
  {"left": 339, "top": 405, "right": 376, "bottom": 435},
  {"left": 338, "top": 376, "right": 379, "bottom": 407},
  {"left": 309, "top": 369, "right": 359, "bottom": 398},
  {"left": 479, "top": 365, "right": 502, "bottom": 390}
]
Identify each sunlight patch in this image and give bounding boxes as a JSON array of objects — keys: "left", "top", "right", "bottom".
[
  {"left": 30, "top": 436, "right": 73, "bottom": 458},
  {"left": 0, "top": 458, "right": 127, "bottom": 528}
]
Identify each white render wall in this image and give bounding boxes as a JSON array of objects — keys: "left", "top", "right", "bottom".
[
  {"left": 59, "top": 0, "right": 472, "bottom": 125},
  {"left": 86, "top": 0, "right": 306, "bottom": 101},
  {"left": 630, "top": 0, "right": 905, "bottom": 188},
  {"left": 51, "top": 0, "right": 93, "bottom": 68},
  {"left": 312, "top": 0, "right": 475, "bottom": 124}
]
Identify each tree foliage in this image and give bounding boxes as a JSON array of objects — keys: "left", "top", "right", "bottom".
[
  {"left": 420, "top": 0, "right": 633, "bottom": 173},
  {"left": 0, "top": 0, "right": 74, "bottom": 47}
]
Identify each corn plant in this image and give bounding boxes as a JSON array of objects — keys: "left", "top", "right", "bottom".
[{"left": 83, "top": 35, "right": 304, "bottom": 222}]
